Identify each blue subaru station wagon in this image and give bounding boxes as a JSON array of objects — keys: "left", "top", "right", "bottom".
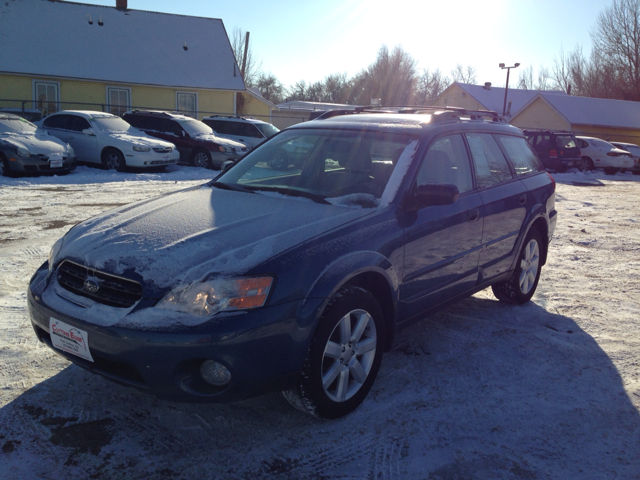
[{"left": 28, "top": 107, "right": 557, "bottom": 419}]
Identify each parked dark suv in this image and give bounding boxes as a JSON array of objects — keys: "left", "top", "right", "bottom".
[
  {"left": 523, "top": 129, "right": 583, "bottom": 172},
  {"left": 122, "top": 110, "right": 250, "bottom": 169},
  {"left": 29, "top": 107, "right": 557, "bottom": 419}
]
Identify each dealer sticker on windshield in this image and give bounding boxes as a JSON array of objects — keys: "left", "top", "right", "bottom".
[{"left": 49, "top": 317, "right": 94, "bottom": 362}]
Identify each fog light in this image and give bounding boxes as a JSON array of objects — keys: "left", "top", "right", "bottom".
[{"left": 200, "top": 360, "right": 231, "bottom": 386}]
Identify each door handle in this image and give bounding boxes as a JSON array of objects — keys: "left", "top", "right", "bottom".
[
  {"left": 518, "top": 194, "right": 527, "bottom": 205},
  {"left": 467, "top": 209, "right": 480, "bottom": 222}
]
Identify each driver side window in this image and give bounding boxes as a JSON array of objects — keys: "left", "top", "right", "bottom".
[{"left": 417, "top": 134, "right": 473, "bottom": 194}]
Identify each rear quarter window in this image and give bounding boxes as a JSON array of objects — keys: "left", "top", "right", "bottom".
[{"left": 495, "top": 135, "right": 545, "bottom": 177}]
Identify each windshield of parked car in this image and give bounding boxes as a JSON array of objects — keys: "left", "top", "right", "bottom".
[
  {"left": 256, "top": 123, "right": 279, "bottom": 138},
  {"left": 555, "top": 136, "right": 577, "bottom": 148},
  {"left": 0, "top": 117, "right": 38, "bottom": 135},
  {"left": 92, "top": 116, "right": 133, "bottom": 132},
  {"left": 215, "top": 128, "right": 418, "bottom": 204},
  {"left": 179, "top": 119, "right": 213, "bottom": 137}
]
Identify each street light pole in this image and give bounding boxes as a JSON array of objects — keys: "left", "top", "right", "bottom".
[{"left": 499, "top": 63, "right": 520, "bottom": 116}]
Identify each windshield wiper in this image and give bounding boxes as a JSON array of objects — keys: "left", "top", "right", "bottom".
[
  {"left": 210, "top": 181, "right": 256, "bottom": 194},
  {"left": 245, "top": 186, "right": 330, "bottom": 204}
]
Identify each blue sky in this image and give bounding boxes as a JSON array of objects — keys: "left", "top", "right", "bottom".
[{"left": 77, "top": 0, "right": 609, "bottom": 89}]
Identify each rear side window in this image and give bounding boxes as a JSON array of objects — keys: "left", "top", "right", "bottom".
[
  {"left": 555, "top": 136, "right": 577, "bottom": 148},
  {"left": 465, "top": 133, "right": 513, "bottom": 189},
  {"left": 495, "top": 135, "right": 545, "bottom": 177},
  {"left": 43, "top": 114, "right": 70, "bottom": 130}
]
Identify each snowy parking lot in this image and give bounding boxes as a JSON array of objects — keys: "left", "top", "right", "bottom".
[{"left": 1, "top": 166, "right": 639, "bottom": 479}]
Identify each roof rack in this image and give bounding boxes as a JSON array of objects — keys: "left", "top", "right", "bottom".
[{"left": 313, "top": 105, "right": 505, "bottom": 123}]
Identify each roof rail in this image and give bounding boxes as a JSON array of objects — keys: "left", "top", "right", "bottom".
[{"left": 313, "top": 105, "right": 505, "bottom": 123}]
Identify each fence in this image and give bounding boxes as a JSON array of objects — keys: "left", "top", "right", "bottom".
[{"left": 0, "top": 98, "right": 313, "bottom": 129}]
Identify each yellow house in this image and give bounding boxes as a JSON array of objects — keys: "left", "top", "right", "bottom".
[
  {"left": 511, "top": 93, "right": 640, "bottom": 144},
  {"left": 431, "top": 82, "right": 640, "bottom": 144},
  {"left": 0, "top": 0, "right": 274, "bottom": 122}
]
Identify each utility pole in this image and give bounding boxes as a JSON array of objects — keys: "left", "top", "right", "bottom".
[{"left": 241, "top": 31, "right": 250, "bottom": 79}]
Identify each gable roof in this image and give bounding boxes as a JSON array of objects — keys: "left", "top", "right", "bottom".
[
  {"left": 0, "top": 0, "right": 245, "bottom": 91},
  {"left": 533, "top": 93, "right": 640, "bottom": 129},
  {"left": 452, "top": 82, "right": 566, "bottom": 117}
]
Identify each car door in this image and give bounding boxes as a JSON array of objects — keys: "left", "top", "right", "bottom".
[
  {"left": 465, "top": 133, "right": 527, "bottom": 281},
  {"left": 42, "top": 113, "right": 72, "bottom": 143},
  {"left": 66, "top": 115, "right": 99, "bottom": 163},
  {"left": 159, "top": 119, "right": 191, "bottom": 161},
  {"left": 399, "top": 134, "right": 484, "bottom": 322}
]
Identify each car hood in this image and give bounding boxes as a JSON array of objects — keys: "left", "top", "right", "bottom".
[
  {"left": 0, "top": 131, "right": 67, "bottom": 155},
  {"left": 56, "top": 185, "right": 374, "bottom": 295},
  {"left": 194, "top": 133, "right": 248, "bottom": 149},
  {"left": 101, "top": 130, "right": 176, "bottom": 149}
]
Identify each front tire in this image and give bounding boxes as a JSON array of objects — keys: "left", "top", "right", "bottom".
[
  {"left": 283, "top": 286, "right": 385, "bottom": 419},
  {"left": 102, "top": 149, "right": 126, "bottom": 172},
  {"left": 492, "top": 228, "right": 543, "bottom": 305},
  {"left": 582, "top": 157, "right": 595, "bottom": 171},
  {"left": 604, "top": 167, "right": 620, "bottom": 175},
  {"left": 192, "top": 149, "right": 212, "bottom": 169},
  {"left": 0, "top": 154, "right": 13, "bottom": 177}
]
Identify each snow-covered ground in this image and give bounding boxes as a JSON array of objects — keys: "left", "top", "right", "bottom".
[{"left": 1, "top": 166, "right": 639, "bottom": 479}]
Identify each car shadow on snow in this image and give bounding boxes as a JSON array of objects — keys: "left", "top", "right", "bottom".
[{"left": 1, "top": 295, "right": 639, "bottom": 479}]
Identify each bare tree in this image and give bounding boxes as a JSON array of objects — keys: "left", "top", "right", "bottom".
[
  {"left": 229, "top": 28, "right": 262, "bottom": 87},
  {"left": 255, "top": 73, "right": 284, "bottom": 104},
  {"left": 591, "top": 0, "right": 640, "bottom": 100},
  {"left": 450, "top": 64, "right": 477, "bottom": 84},
  {"left": 518, "top": 65, "right": 534, "bottom": 90},
  {"left": 414, "top": 68, "right": 450, "bottom": 104}
]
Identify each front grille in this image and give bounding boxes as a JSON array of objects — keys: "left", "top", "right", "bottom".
[
  {"left": 152, "top": 146, "right": 172, "bottom": 153},
  {"left": 150, "top": 159, "right": 175, "bottom": 165},
  {"left": 57, "top": 260, "right": 142, "bottom": 308}
]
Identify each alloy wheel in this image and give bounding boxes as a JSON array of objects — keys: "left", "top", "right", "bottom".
[
  {"left": 519, "top": 239, "right": 540, "bottom": 295},
  {"left": 321, "top": 308, "right": 377, "bottom": 402}
]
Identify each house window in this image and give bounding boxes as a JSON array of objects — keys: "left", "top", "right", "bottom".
[
  {"left": 107, "top": 86, "right": 131, "bottom": 116},
  {"left": 33, "top": 81, "right": 60, "bottom": 117},
  {"left": 176, "top": 92, "right": 197, "bottom": 118}
]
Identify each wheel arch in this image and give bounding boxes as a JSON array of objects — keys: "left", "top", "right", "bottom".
[
  {"left": 529, "top": 216, "right": 549, "bottom": 266},
  {"left": 300, "top": 251, "right": 399, "bottom": 353},
  {"left": 101, "top": 145, "right": 124, "bottom": 161}
]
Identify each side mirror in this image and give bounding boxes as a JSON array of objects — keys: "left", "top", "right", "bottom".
[
  {"left": 82, "top": 128, "right": 96, "bottom": 136},
  {"left": 220, "top": 160, "right": 235, "bottom": 173},
  {"left": 407, "top": 183, "right": 459, "bottom": 210}
]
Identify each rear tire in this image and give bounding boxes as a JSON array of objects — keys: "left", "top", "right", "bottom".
[
  {"left": 583, "top": 157, "right": 595, "bottom": 171},
  {"left": 492, "top": 228, "right": 543, "bottom": 305},
  {"left": 282, "top": 286, "right": 385, "bottom": 419}
]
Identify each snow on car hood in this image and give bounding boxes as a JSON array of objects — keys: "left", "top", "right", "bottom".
[
  {"left": 104, "top": 131, "right": 174, "bottom": 148},
  {"left": 55, "top": 184, "right": 373, "bottom": 294},
  {"left": 194, "top": 133, "right": 247, "bottom": 149},
  {"left": 0, "top": 130, "right": 67, "bottom": 155}
]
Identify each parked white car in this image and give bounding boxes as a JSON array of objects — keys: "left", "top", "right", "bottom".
[
  {"left": 36, "top": 111, "right": 179, "bottom": 171},
  {"left": 576, "top": 136, "right": 633, "bottom": 174},
  {"left": 611, "top": 141, "right": 640, "bottom": 175}
]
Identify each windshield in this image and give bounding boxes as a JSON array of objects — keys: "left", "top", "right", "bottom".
[
  {"left": 92, "top": 116, "right": 132, "bottom": 132},
  {"left": 0, "top": 117, "right": 38, "bottom": 135},
  {"left": 180, "top": 119, "right": 213, "bottom": 136},
  {"left": 215, "top": 128, "right": 417, "bottom": 204},
  {"left": 256, "top": 123, "right": 279, "bottom": 138},
  {"left": 556, "top": 136, "right": 577, "bottom": 148}
]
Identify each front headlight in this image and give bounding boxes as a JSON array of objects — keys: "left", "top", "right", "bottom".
[
  {"left": 66, "top": 144, "right": 75, "bottom": 157},
  {"left": 157, "top": 276, "right": 273, "bottom": 316},
  {"left": 48, "top": 237, "right": 64, "bottom": 272},
  {"left": 133, "top": 145, "right": 151, "bottom": 152},
  {"left": 17, "top": 146, "right": 31, "bottom": 157},
  {"left": 218, "top": 145, "right": 234, "bottom": 153}
]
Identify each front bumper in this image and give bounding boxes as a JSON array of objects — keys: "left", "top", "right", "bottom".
[
  {"left": 28, "top": 267, "right": 322, "bottom": 403},
  {"left": 5, "top": 153, "right": 77, "bottom": 174},
  {"left": 124, "top": 149, "right": 180, "bottom": 168}
]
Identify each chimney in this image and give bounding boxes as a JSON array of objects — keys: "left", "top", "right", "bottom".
[
  {"left": 483, "top": 82, "right": 492, "bottom": 90},
  {"left": 116, "top": 0, "right": 127, "bottom": 10}
]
